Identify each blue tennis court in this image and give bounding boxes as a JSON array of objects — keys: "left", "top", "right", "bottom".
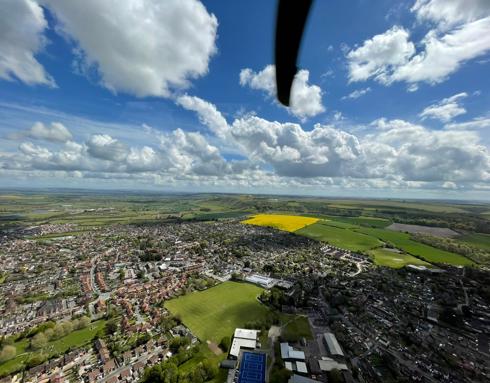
[{"left": 238, "top": 352, "right": 266, "bottom": 383}]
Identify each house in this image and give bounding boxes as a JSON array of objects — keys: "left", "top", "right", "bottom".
[
  {"left": 120, "top": 367, "right": 132, "bottom": 380},
  {"left": 103, "top": 359, "right": 116, "bottom": 374}
]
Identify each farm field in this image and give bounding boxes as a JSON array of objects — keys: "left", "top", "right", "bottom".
[
  {"left": 296, "top": 221, "right": 383, "bottom": 252},
  {"left": 323, "top": 215, "right": 391, "bottom": 228},
  {"left": 164, "top": 281, "right": 270, "bottom": 343},
  {"left": 0, "top": 320, "right": 106, "bottom": 378},
  {"left": 355, "top": 227, "right": 473, "bottom": 266},
  {"left": 387, "top": 223, "right": 459, "bottom": 237},
  {"left": 320, "top": 199, "right": 471, "bottom": 213},
  {"left": 368, "top": 248, "right": 430, "bottom": 269},
  {"left": 457, "top": 233, "right": 490, "bottom": 251},
  {"left": 241, "top": 214, "right": 318, "bottom": 232}
]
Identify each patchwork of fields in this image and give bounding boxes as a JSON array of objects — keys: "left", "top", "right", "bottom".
[{"left": 242, "top": 213, "right": 475, "bottom": 268}]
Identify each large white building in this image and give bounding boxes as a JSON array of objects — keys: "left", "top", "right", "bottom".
[
  {"left": 245, "top": 274, "right": 276, "bottom": 289},
  {"left": 323, "top": 333, "right": 344, "bottom": 357},
  {"left": 229, "top": 328, "right": 260, "bottom": 358}
]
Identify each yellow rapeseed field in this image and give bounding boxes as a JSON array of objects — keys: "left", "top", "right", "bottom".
[{"left": 241, "top": 214, "right": 319, "bottom": 232}]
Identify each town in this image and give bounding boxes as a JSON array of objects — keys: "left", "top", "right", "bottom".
[{"left": 1, "top": 212, "right": 489, "bottom": 383}]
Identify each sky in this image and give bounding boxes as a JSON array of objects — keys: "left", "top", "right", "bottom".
[{"left": 0, "top": 0, "right": 489, "bottom": 200}]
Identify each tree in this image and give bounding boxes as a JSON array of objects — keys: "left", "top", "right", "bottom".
[
  {"left": 270, "top": 367, "right": 291, "bottom": 383},
  {"left": 44, "top": 328, "right": 54, "bottom": 340},
  {"left": 219, "top": 336, "right": 231, "bottom": 352},
  {"left": 327, "top": 369, "right": 343, "bottom": 383},
  {"left": 61, "top": 321, "right": 73, "bottom": 336},
  {"left": 105, "top": 319, "right": 118, "bottom": 335},
  {"left": 201, "top": 359, "right": 218, "bottom": 380},
  {"left": 26, "top": 352, "right": 47, "bottom": 368},
  {"left": 30, "top": 333, "right": 48, "bottom": 350},
  {"left": 0, "top": 345, "right": 16, "bottom": 362},
  {"left": 78, "top": 316, "right": 90, "bottom": 329}
]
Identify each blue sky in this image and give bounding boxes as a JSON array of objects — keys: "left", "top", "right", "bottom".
[{"left": 1, "top": 0, "right": 489, "bottom": 199}]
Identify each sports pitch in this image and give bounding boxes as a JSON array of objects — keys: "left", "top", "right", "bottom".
[{"left": 164, "top": 281, "right": 270, "bottom": 343}]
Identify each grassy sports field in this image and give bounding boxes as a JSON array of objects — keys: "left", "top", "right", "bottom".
[
  {"left": 164, "top": 281, "right": 270, "bottom": 343},
  {"left": 241, "top": 214, "right": 318, "bottom": 232}
]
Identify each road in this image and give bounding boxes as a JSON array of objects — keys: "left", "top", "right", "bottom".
[{"left": 99, "top": 346, "right": 164, "bottom": 383}]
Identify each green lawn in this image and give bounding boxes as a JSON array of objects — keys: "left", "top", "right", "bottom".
[
  {"left": 368, "top": 248, "right": 430, "bottom": 269},
  {"left": 355, "top": 228, "right": 473, "bottom": 266},
  {"left": 457, "top": 233, "right": 490, "bottom": 251},
  {"left": 281, "top": 316, "right": 312, "bottom": 342},
  {"left": 0, "top": 320, "right": 106, "bottom": 378},
  {"left": 295, "top": 221, "right": 383, "bottom": 251},
  {"left": 165, "top": 281, "right": 270, "bottom": 343}
]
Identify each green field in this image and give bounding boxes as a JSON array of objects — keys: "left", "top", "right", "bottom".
[
  {"left": 368, "top": 248, "right": 430, "bottom": 269},
  {"left": 281, "top": 316, "right": 312, "bottom": 342},
  {"left": 323, "top": 215, "right": 391, "bottom": 228},
  {"left": 165, "top": 281, "right": 270, "bottom": 343},
  {"left": 355, "top": 228, "right": 473, "bottom": 266},
  {"left": 296, "top": 221, "right": 383, "bottom": 251},
  {"left": 0, "top": 320, "right": 106, "bottom": 377},
  {"left": 322, "top": 199, "right": 471, "bottom": 213},
  {"left": 458, "top": 233, "right": 490, "bottom": 251}
]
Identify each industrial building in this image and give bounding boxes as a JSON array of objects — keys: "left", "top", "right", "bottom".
[
  {"left": 244, "top": 274, "right": 276, "bottom": 289},
  {"left": 230, "top": 328, "right": 260, "bottom": 358},
  {"left": 323, "top": 332, "right": 344, "bottom": 357}
]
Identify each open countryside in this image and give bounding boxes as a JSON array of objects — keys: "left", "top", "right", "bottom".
[
  {"left": 242, "top": 213, "right": 474, "bottom": 267},
  {"left": 1, "top": 192, "right": 489, "bottom": 383},
  {"left": 241, "top": 214, "right": 319, "bottom": 232}
]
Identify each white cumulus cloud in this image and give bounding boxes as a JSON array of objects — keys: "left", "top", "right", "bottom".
[
  {"left": 239, "top": 65, "right": 325, "bottom": 120},
  {"left": 347, "top": 26, "right": 415, "bottom": 83},
  {"left": 176, "top": 95, "right": 229, "bottom": 139},
  {"left": 42, "top": 0, "right": 218, "bottom": 97},
  {"left": 347, "top": 2, "right": 490, "bottom": 87},
  {"left": 0, "top": 0, "right": 54, "bottom": 86}
]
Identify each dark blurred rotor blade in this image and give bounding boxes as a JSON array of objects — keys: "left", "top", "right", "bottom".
[{"left": 275, "top": 0, "right": 313, "bottom": 106}]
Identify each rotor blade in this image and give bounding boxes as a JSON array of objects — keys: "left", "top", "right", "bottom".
[{"left": 275, "top": 0, "right": 313, "bottom": 106}]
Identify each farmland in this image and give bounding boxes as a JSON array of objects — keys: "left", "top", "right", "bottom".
[
  {"left": 239, "top": 212, "right": 475, "bottom": 267},
  {"left": 458, "top": 233, "right": 490, "bottom": 251},
  {"left": 296, "top": 221, "right": 383, "bottom": 252},
  {"left": 387, "top": 223, "right": 459, "bottom": 237},
  {"left": 354, "top": 227, "right": 473, "bottom": 266},
  {"left": 241, "top": 214, "right": 318, "bottom": 232},
  {"left": 164, "top": 281, "right": 270, "bottom": 343},
  {"left": 368, "top": 248, "right": 430, "bottom": 269}
]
